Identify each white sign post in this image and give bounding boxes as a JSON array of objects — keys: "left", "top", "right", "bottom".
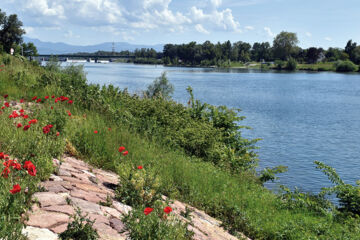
[{"left": 10, "top": 48, "right": 14, "bottom": 55}]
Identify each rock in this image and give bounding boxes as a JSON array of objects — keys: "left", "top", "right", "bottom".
[
  {"left": 101, "top": 206, "right": 122, "bottom": 219},
  {"left": 22, "top": 226, "right": 58, "bottom": 240},
  {"left": 52, "top": 158, "right": 60, "bottom": 167},
  {"left": 42, "top": 205, "right": 75, "bottom": 215},
  {"left": 58, "top": 169, "right": 72, "bottom": 177},
  {"left": 42, "top": 181, "right": 69, "bottom": 193},
  {"left": 50, "top": 223, "right": 68, "bottom": 234},
  {"left": 25, "top": 211, "right": 69, "bottom": 228},
  {"left": 75, "top": 183, "right": 107, "bottom": 194},
  {"left": 32, "top": 192, "right": 67, "bottom": 207},
  {"left": 69, "top": 197, "right": 102, "bottom": 214},
  {"left": 93, "top": 222, "right": 126, "bottom": 240},
  {"left": 49, "top": 174, "right": 63, "bottom": 181},
  {"left": 112, "top": 201, "right": 132, "bottom": 215},
  {"left": 109, "top": 218, "right": 126, "bottom": 233},
  {"left": 82, "top": 169, "right": 96, "bottom": 177},
  {"left": 87, "top": 213, "right": 110, "bottom": 225},
  {"left": 61, "top": 176, "right": 91, "bottom": 184},
  {"left": 89, "top": 176, "right": 99, "bottom": 184},
  {"left": 70, "top": 189, "right": 105, "bottom": 203}
]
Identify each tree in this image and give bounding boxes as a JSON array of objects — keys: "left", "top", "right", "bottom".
[
  {"left": 0, "top": 9, "right": 25, "bottom": 52},
  {"left": 251, "top": 42, "right": 271, "bottom": 62},
  {"left": 145, "top": 72, "right": 174, "bottom": 100},
  {"left": 21, "top": 42, "right": 38, "bottom": 57},
  {"left": 306, "top": 47, "right": 323, "bottom": 63},
  {"left": 273, "top": 31, "right": 299, "bottom": 60}
]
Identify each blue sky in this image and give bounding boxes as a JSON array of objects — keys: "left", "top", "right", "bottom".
[{"left": 1, "top": 0, "right": 359, "bottom": 48}]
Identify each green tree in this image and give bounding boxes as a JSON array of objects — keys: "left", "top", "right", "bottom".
[
  {"left": 145, "top": 72, "right": 174, "bottom": 100},
  {"left": 273, "top": 31, "right": 299, "bottom": 60},
  {"left": 0, "top": 9, "right": 25, "bottom": 53},
  {"left": 21, "top": 42, "right": 38, "bottom": 57}
]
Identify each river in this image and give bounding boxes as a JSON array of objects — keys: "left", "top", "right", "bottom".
[{"left": 73, "top": 62, "right": 360, "bottom": 194}]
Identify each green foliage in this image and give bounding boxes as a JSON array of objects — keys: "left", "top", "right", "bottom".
[
  {"left": 115, "top": 164, "right": 161, "bottom": 207},
  {"left": 274, "top": 60, "right": 284, "bottom": 70},
  {"left": 285, "top": 57, "right": 297, "bottom": 70},
  {"left": 259, "top": 165, "right": 288, "bottom": 183},
  {"left": 59, "top": 208, "right": 99, "bottom": 240},
  {"left": 144, "top": 72, "right": 174, "bottom": 100},
  {"left": 273, "top": 31, "right": 299, "bottom": 60},
  {"left": 334, "top": 60, "right": 357, "bottom": 72},
  {"left": 315, "top": 161, "right": 360, "bottom": 216},
  {"left": 0, "top": 9, "right": 25, "bottom": 53},
  {"left": 122, "top": 202, "right": 193, "bottom": 240}
]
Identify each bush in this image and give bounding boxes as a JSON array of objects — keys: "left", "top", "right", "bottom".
[
  {"left": 122, "top": 202, "right": 193, "bottom": 240},
  {"left": 144, "top": 72, "right": 174, "bottom": 100},
  {"left": 59, "top": 208, "right": 99, "bottom": 240},
  {"left": 334, "top": 60, "right": 357, "bottom": 72},
  {"left": 285, "top": 57, "right": 297, "bottom": 70}
]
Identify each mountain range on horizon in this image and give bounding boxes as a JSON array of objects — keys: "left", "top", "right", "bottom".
[{"left": 23, "top": 37, "right": 164, "bottom": 55}]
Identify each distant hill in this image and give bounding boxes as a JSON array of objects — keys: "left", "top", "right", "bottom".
[{"left": 23, "top": 37, "right": 164, "bottom": 54}]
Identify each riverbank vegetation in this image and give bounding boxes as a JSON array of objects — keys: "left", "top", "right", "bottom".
[{"left": 1, "top": 53, "right": 360, "bottom": 239}]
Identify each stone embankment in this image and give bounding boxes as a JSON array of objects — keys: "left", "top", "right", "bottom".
[{"left": 23, "top": 155, "right": 250, "bottom": 240}]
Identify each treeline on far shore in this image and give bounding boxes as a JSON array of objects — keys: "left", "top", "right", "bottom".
[{"left": 108, "top": 31, "right": 360, "bottom": 73}]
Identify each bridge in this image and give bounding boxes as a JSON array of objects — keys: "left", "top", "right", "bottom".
[{"left": 36, "top": 54, "right": 136, "bottom": 62}]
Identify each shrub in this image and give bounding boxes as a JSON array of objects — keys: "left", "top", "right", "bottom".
[
  {"left": 334, "top": 60, "right": 357, "bottom": 72},
  {"left": 274, "top": 60, "right": 284, "bottom": 70},
  {"left": 144, "top": 72, "right": 174, "bottom": 100},
  {"left": 122, "top": 202, "right": 193, "bottom": 240},
  {"left": 285, "top": 57, "right": 297, "bottom": 70},
  {"left": 59, "top": 208, "right": 99, "bottom": 240}
]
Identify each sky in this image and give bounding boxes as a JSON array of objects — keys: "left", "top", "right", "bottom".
[{"left": 1, "top": 0, "right": 359, "bottom": 48}]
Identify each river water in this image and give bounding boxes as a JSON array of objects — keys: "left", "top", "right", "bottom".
[{"left": 75, "top": 62, "right": 360, "bottom": 193}]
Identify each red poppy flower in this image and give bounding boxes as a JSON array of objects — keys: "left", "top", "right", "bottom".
[
  {"left": 108, "top": 128, "right": 111, "bottom": 131},
  {"left": 68, "top": 100, "right": 73, "bottom": 104},
  {"left": 9, "top": 184, "right": 21, "bottom": 194},
  {"left": 27, "top": 164, "right": 37, "bottom": 176},
  {"left": 163, "top": 206, "right": 173, "bottom": 214},
  {"left": 12, "top": 162, "right": 21, "bottom": 170},
  {"left": 68, "top": 112, "right": 71, "bottom": 116},
  {"left": 1, "top": 167, "right": 10, "bottom": 178},
  {"left": 45, "top": 96, "right": 49, "bottom": 99},
  {"left": 4, "top": 94, "right": 8, "bottom": 98},
  {"left": 1, "top": 106, "right": 4, "bottom": 110},
  {"left": 4, "top": 102, "right": 9, "bottom": 107},
  {"left": 56, "top": 132, "right": 60, "bottom": 136},
  {"left": 122, "top": 151, "right": 129, "bottom": 156},
  {"left": 51, "top": 106, "right": 54, "bottom": 110},
  {"left": 29, "top": 119, "right": 38, "bottom": 124},
  {"left": 118, "top": 146, "right": 125, "bottom": 152},
  {"left": 43, "top": 126, "right": 51, "bottom": 134},
  {"left": 20, "top": 99, "right": 24, "bottom": 103},
  {"left": 23, "top": 115, "right": 29, "bottom": 119},
  {"left": 23, "top": 125, "right": 31, "bottom": 131},
  {"left": 51, "top": 95, "right": 55, "bottom": 98},
  {"left": 17, "top": 123, "right": 23, "bottom": 128},
  {"left": 94, "top": 130, "right": 98, "bottom": 134},
  {"left": 0, "top": 152, "right": 9, "bottom": 160},
  {"left": 137, "top": 165, "right": 143, "bottom": 170},
  {"left": 32, "top": 96, "right": 37, "bottom": 101},
  {"left": 23, "top": 161, "right": 34, "bottom": 169},
  {"left": 36, "top": 98, "right": 42, "bottom": 103},
  {"left": 19, "top": 109, "right": 24, "bottom": 113},
  {"left": 144, "top": 207, "right": 153, "bottom": 215}
]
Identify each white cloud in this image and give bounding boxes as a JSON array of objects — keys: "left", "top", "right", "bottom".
[
  {"left": 195, "top": 24, "right": 210, "bottom": 34},
  {"left": 64, "top": 30, "right": 79, "bottom": 38},
  {"left": 264, "top": 27, "right": 275, "bottom": 37},
  {"left": 245, "top": 26, "right": 254, "bottom": 30},
  {"left": 210, "top": 0, "right": 222, "bottom": 8},
  {"left": 325, "top": 37, "right": 332, "bottom": 41},
  {"left": 305, "top": 32, "right": 312, "bottom": 37},
  {"left": 189, "top": 6, "right": 241, "bottom": 33}
]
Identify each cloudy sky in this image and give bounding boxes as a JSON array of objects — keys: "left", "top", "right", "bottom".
[{"left": 1, "top": 0, "right": 359, "bottom": 48}]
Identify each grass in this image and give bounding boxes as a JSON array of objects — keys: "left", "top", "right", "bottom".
[
  {"left": 1, "top": 54, "right": 360, "bottom": 239},
  {"left": 297, "top": 62, "right": 336, "bottom": 71}
]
